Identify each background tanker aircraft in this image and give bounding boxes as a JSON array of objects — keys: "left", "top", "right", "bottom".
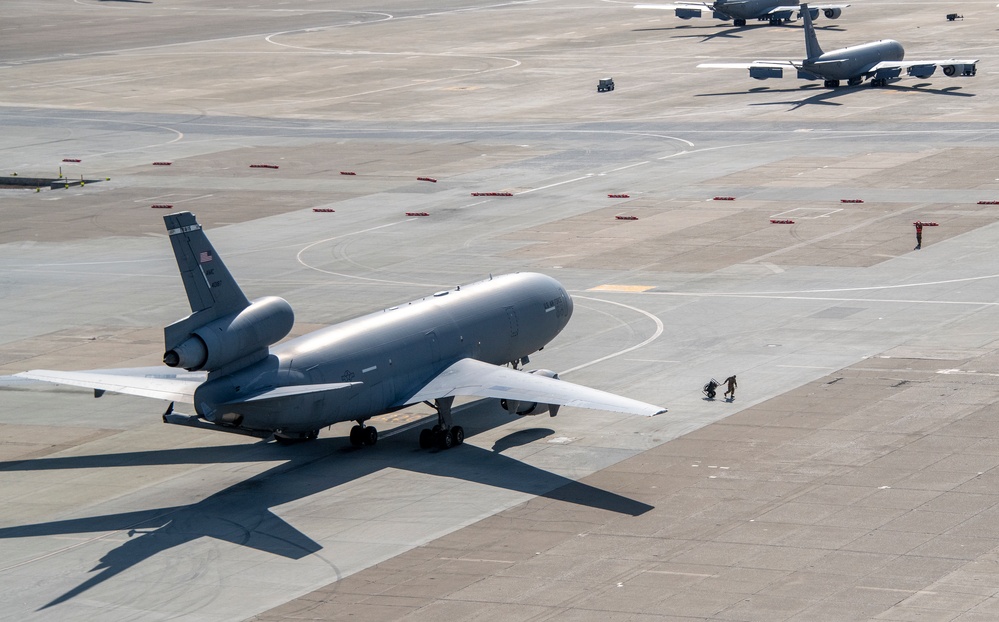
[
  {"left": 698, "top": 3, "right": 978, "bottom": 86},
  {"left": 636, "top": 0, "right": 848, "bottom": 27},
  {"left": 18, "top": 212, "right": 665, "bottom": 450}
]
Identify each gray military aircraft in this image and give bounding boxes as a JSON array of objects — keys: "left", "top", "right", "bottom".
[
  {"left": 697, "top": 3, "right": 978, "bottom": 87},
  {"left": 636, "top": 0, "right": 848, "bottom": 27},
  {"left": 18, "top": 212, "right": 665, "bottom": 450}
]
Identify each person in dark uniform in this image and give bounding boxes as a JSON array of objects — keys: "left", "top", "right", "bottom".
[
  {"left": 914, "top": 221, "right": 923, "bottom": 250},
  {"left": 724, "top": 375, "right": 737, "bottom": 401}
]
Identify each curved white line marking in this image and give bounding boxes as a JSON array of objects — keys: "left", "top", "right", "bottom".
[
  {"left": 295, "top": 221, "right": 445, "bottom": 287},
  {"left": 561, "top": 295, "right": 664, "bottom": 374},
  {"left": 746, "top": 273, "right": 999, "bottom": 295}
]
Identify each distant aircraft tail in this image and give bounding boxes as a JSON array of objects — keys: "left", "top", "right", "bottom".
[
  {"left": 162, "top": 212, "right": 294, "bottom": 374},
  {"left": 800, "top": 3, "right": 824, "bottom": 59}
]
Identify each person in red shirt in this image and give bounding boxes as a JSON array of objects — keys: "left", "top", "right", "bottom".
[{"left": 914, "top": 222, "right": 923, "bottom": 250}]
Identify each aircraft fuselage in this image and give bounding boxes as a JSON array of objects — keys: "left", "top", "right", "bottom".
[
  {"left": 714, "top": 0, "right": 797, "bottom": 20},
  {"left": 192, "top": 272, "right": 573, "bottom": 432},
  {"left": 802, "top": 39, "right": 904, "bottom": 81}
]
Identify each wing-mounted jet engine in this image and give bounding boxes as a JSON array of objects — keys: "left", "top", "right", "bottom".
[{"left": 501, "top": 369, "right": 562, "bottom": 417}]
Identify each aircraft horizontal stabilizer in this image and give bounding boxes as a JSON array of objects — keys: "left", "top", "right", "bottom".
[
  {"left": 226, "top": 382, "right": 362, "bottom": 404},
  {"left": 17, "top": 367, "right": 205, "bottom": 402},
  {"left": 400, "top": 358, "right": 666, "bottom": 417}
]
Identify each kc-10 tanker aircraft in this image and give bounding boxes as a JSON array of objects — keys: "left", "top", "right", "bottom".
[
  {"left": 19, "top": 212, "right": 665, "bottom": 450},
  {"left": 698, "top": 3, "right": 978, "bottom": 87},
  {"left": 637, "top": 0, "right": 848, "bottom": 27}
]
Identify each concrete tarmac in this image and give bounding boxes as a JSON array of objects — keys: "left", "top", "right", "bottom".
[{"left": 2, "top": 0, "right": 999, "bottom": 620}]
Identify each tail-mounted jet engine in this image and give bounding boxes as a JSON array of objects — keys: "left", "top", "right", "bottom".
[
  {"left": 163, "top": 296, "right": 294, "bottom": 372},
  {"left": 500, "top": 369, "right": 561, "bottom": 417}
]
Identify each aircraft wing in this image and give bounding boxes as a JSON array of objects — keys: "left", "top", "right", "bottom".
[
  {"left": 698, "top": 60, "right": 801, "bottom": 79},
  {"left": 635, "top": 3, "right": 713, "bottom": 15},
  {"left": 636, "top": 2, "right": 713, "bottom": 9},
  {"left": 799, "top": 3, "right": 850, "bottom": 12},
  {"left": 698, "top": 61, "right": 797, "bottom": 69},
  {"left": 399, "top": 358, "right": 666, "bottom": 416},
  {"left": 16, "top": 367, "right": 206, "bottom": 402},
  {"left": 870, "top": 59, "right": 979, "bottom": 73}
]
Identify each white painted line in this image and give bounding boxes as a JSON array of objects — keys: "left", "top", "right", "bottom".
[{"left": 517, "top": 174, "right": 593, "bottom": 195}]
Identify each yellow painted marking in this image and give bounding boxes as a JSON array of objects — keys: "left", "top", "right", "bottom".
[{"left": 587, "top": 284, "right": 655, "bottom": 293}]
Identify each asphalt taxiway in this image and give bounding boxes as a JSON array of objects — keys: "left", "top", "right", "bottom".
[{"left": 2, "top": 1, "right": 999, "bottom": 620}]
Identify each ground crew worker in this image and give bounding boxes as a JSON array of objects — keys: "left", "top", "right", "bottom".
[
  {"left": 724, "top": 375, "right": 737, "bottom": 400},
  {"left": 914, "top": 221, "right": 923, "bottom": 250}
]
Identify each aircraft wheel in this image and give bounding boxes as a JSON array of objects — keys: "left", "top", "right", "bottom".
[
  {"left": 349, "top": 425, "right": 365, "bottom": 447},
  {"left": 364, "top": 426, "right": 378, "bottom": 446},
  {"left": 308, "top": 429, "right": 319, "bottom": 440},
  {"left": 451, "top": 426, "right": 465, "bottom": 447},
  {"left": 419, "top": 428, "right": 435, "bottom": 449},
  {"left": 734, "top": 18, "right": 746, "bottom": 26},
  {"left": 438, "top": 428, "right": 455, "bottom": 450},
  {"left": 824, "top": 79, "right": 840, "bottom": 88}
]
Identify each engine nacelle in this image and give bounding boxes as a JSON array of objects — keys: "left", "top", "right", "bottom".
[
  {"left": 942, "top": 63, "right": 976, "bottom": 77},
  {"left": 907, "top": 64, "right": 936, "bottom": 79},
  {"left": 823, "top": 8, "right": 842, "bottom": 19},
  {"left": 499, "top": 369, "right": 560, "bottom": 416},
  {"left": 163, "top": 296, "right": 294, "bottom": 371},
  {"left": 675, "top": 8, "right": 700, "bottom": 19},
  {"left": 750, "top": 66, "right": 783, "bottom": 80}
]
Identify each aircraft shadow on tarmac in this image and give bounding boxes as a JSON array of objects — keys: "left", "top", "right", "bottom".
[
  {"left": 0, "top": 401, "right": 652, "bottom": 610},
  {"left": 633, "top": 24, "right": 844, "bottom": 41},
  {"left": 695, "top": 82, "right": 973, "bottom": 109}
]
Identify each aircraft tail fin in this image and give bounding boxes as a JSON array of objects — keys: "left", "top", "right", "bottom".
[
  {"left": 161, "top": 213, "right": 294, "bottom": 373},
  {"left": 164, "top": 212, "right": 249, "bottom": 319},
  {"left": 800, "top": 4, "right": 824, "bottom": 59}
]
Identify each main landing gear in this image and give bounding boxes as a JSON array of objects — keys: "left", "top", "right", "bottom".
[
  {"left": 418, "top": 396, "right": 464, "bottom": 450},
  {"left": 349, "top": 422, "right": 378, "bottom": 447}
]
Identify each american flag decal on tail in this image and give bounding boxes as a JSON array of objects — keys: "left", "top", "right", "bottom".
[{"left": 199, "top": 251, "right": 213, "bottom": 263}]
